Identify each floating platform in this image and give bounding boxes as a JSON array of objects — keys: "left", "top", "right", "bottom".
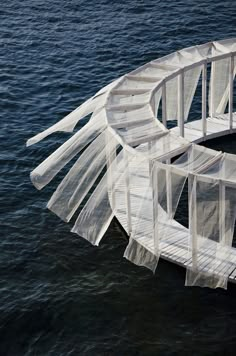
[{"left": 28, "top": 39, "right": 236, "bottom": 289}]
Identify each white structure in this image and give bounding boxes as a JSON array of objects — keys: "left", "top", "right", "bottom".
[{"left": 28, "top": 39, "right": 236, "bottom": 289}]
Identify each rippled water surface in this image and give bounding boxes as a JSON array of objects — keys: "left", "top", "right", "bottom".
[{"left": 1, "top": 1, "right": 236, "bottom": 354}]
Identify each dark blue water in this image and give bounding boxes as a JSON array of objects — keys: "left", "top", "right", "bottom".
[{"left": 1, "top": 1, "right": 236, "bottom": 354}]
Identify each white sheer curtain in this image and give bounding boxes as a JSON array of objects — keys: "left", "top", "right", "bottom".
[
  {"left": 185, "top": 154, "right": 236, "bottom": 289},
  {"left": 30, "top": 110, "right": 106, "bottom": 190}
]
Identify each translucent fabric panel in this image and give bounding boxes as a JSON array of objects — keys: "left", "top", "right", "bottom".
[
  {"left": 213, "top": 39, "right": 236, "bottom": 54},
  {"left": 148, "top": 43, "right": 210, "bottom": 76},
  {"left": 166, "top": 68, "right": 201, "bottom": 122},
  {"left": 128, "top": 155, "right": 150, "bottom": 235},
  {"left": 30, "top": 110, "right": 106, "bottom": 190},
  {"left": 209, "top": 56, "right": 230, "bottom": 116},
  {"left": 108, "top": 91, "right": 151, "bottom": 107},
  {"left": 151, "top": 163, "right": 187, "bottom": 249},
  {"left": 118, "top": 120, "right": 163, "bottom": 146},
  {"left": 149, "top": 44, "right": 209, "bottom": 123},
  {"left": 130, "top": 180, "right": 152, "bottom": 241},
  {"left": 180, "top": 44, "right": 210, "bottom": 62},
  {"left": 196, "top": 42, "right": 212, "bottom": 58},
  {"left": 128, "top": 159, "right": 187, "bottom": 271},
  {"left": 135, "top": 132, "right": 189, "bottom": 160},
  {"left": 71, "top": 132, "right": 123, "bottom": 246},
  {"left": 166, "top": 76, "right": 178, "bottom": 121},
  {"left": 150, "top": 88, "right": 162, "bottom": 118},
  {"left": 27, "top": 93, "right": 107, "bottom": 146},
  {"left": 223, "top": 185, "right": 236, "bottom": 247},
  {"left": 201, "top": 153, "right": 236, "bottom": 181},
  {"left": 71, "top": 173, "right": 113, "bottom": 246},
  {"left": 185, "top": 173, "right": 236, "bottom": 289},
  {"left": 215, "top": 58, "right": 236, "bottom": 114},
  {"left": 155, "top": 163, "right": 187, "bottom": 220},
  {"left": 173, "top": 144, "right": 221, "bottom": 173},
  {"left": 108, "top": 150, "right": 127, "bottom": 222},
  {"left": 224, "top": 153, "right": 236, "bottom": 181},
  {"left": 129, "top": 162, "right": 157, "bottom": 256},
  {"left": 47, "top": 130, "right": 117, "bottom": 222},
  {"left": 124, "top": 238, "right": 158, "bottom": 272},
  {"left": 112, "top": 148, "right": 156, "bottom": 267},
  {"left": 107, "top": 104, "right": 154, "bottom": 128},
  {"left": 114, "top": 148, "right": 150, "bottom": 238},
  {"left": 209, "top": 43, "right": 236, "bottom": 117},
  {"left": 131, "top": 61, "right": 175, "bottom": 78},
  {"left": 160, "top": 50, "right": 192, "bottom": 67},
  {"left": 183, "top": 66, "right": 202, "bottom": 121},
  {"left": 106, "top": 131, "right": 124, "bottom": 213},
  {"left": 119, "top": 75, "right": 159, "bottom": 91}
]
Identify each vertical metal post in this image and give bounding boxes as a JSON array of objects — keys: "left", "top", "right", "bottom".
[
  {"left": 151, "top": 161, "right": 159, "bottom": 255},
  {"left": 162, "top": 81, "right": 167, "bottom": 128},
  {"left": 210, "top": 60, "right": 215, "bottom": 118},
  {"left": 166, "top": 159, "right": 172, "bottom": 219},
  {"left": 106, "top": 130, "right": 116, "bottom": 212},
  {"left": 124, "top": 149, "right": 132, "bottom": 236},
  {"left": 188, "top": 173, "right": 197, "bottom": 270},
  {"left": 219, "top": 179, "right": 226, "bottom": 245},
  {"left": 202, "top": 61, "right": 207, "bottom": 139},
  {"left": 148, "top": 141, "right": 152, "bottom": 177},
  {"left": 219, "top": 158, "right": 226, "bottom": 245},
  {"left": 229, "top": 54, "right": 234, "bottom": 131},
  {"left": 178, "top": 70, "right": 185, "bottom": 137}
]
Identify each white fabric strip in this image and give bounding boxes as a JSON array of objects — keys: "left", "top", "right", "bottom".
[
  {"left": 124, "top": 238, "right": 158, "bottom": 272},
  {"left": 30, "top": 110, "right": 106, "bottom": 190},
  {"left": 47, "top": 131, "right": 110, "bottom": 222},
  {"left": 71, "top": 173, "right": 114, "bottom": 246},
  {"left": 26, "top": 93, "right": 108, "bottom": 146}
]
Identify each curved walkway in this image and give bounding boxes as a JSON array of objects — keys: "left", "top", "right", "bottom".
[{"left": 28, "top": 38, "right": 236, "bottom": 288}]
